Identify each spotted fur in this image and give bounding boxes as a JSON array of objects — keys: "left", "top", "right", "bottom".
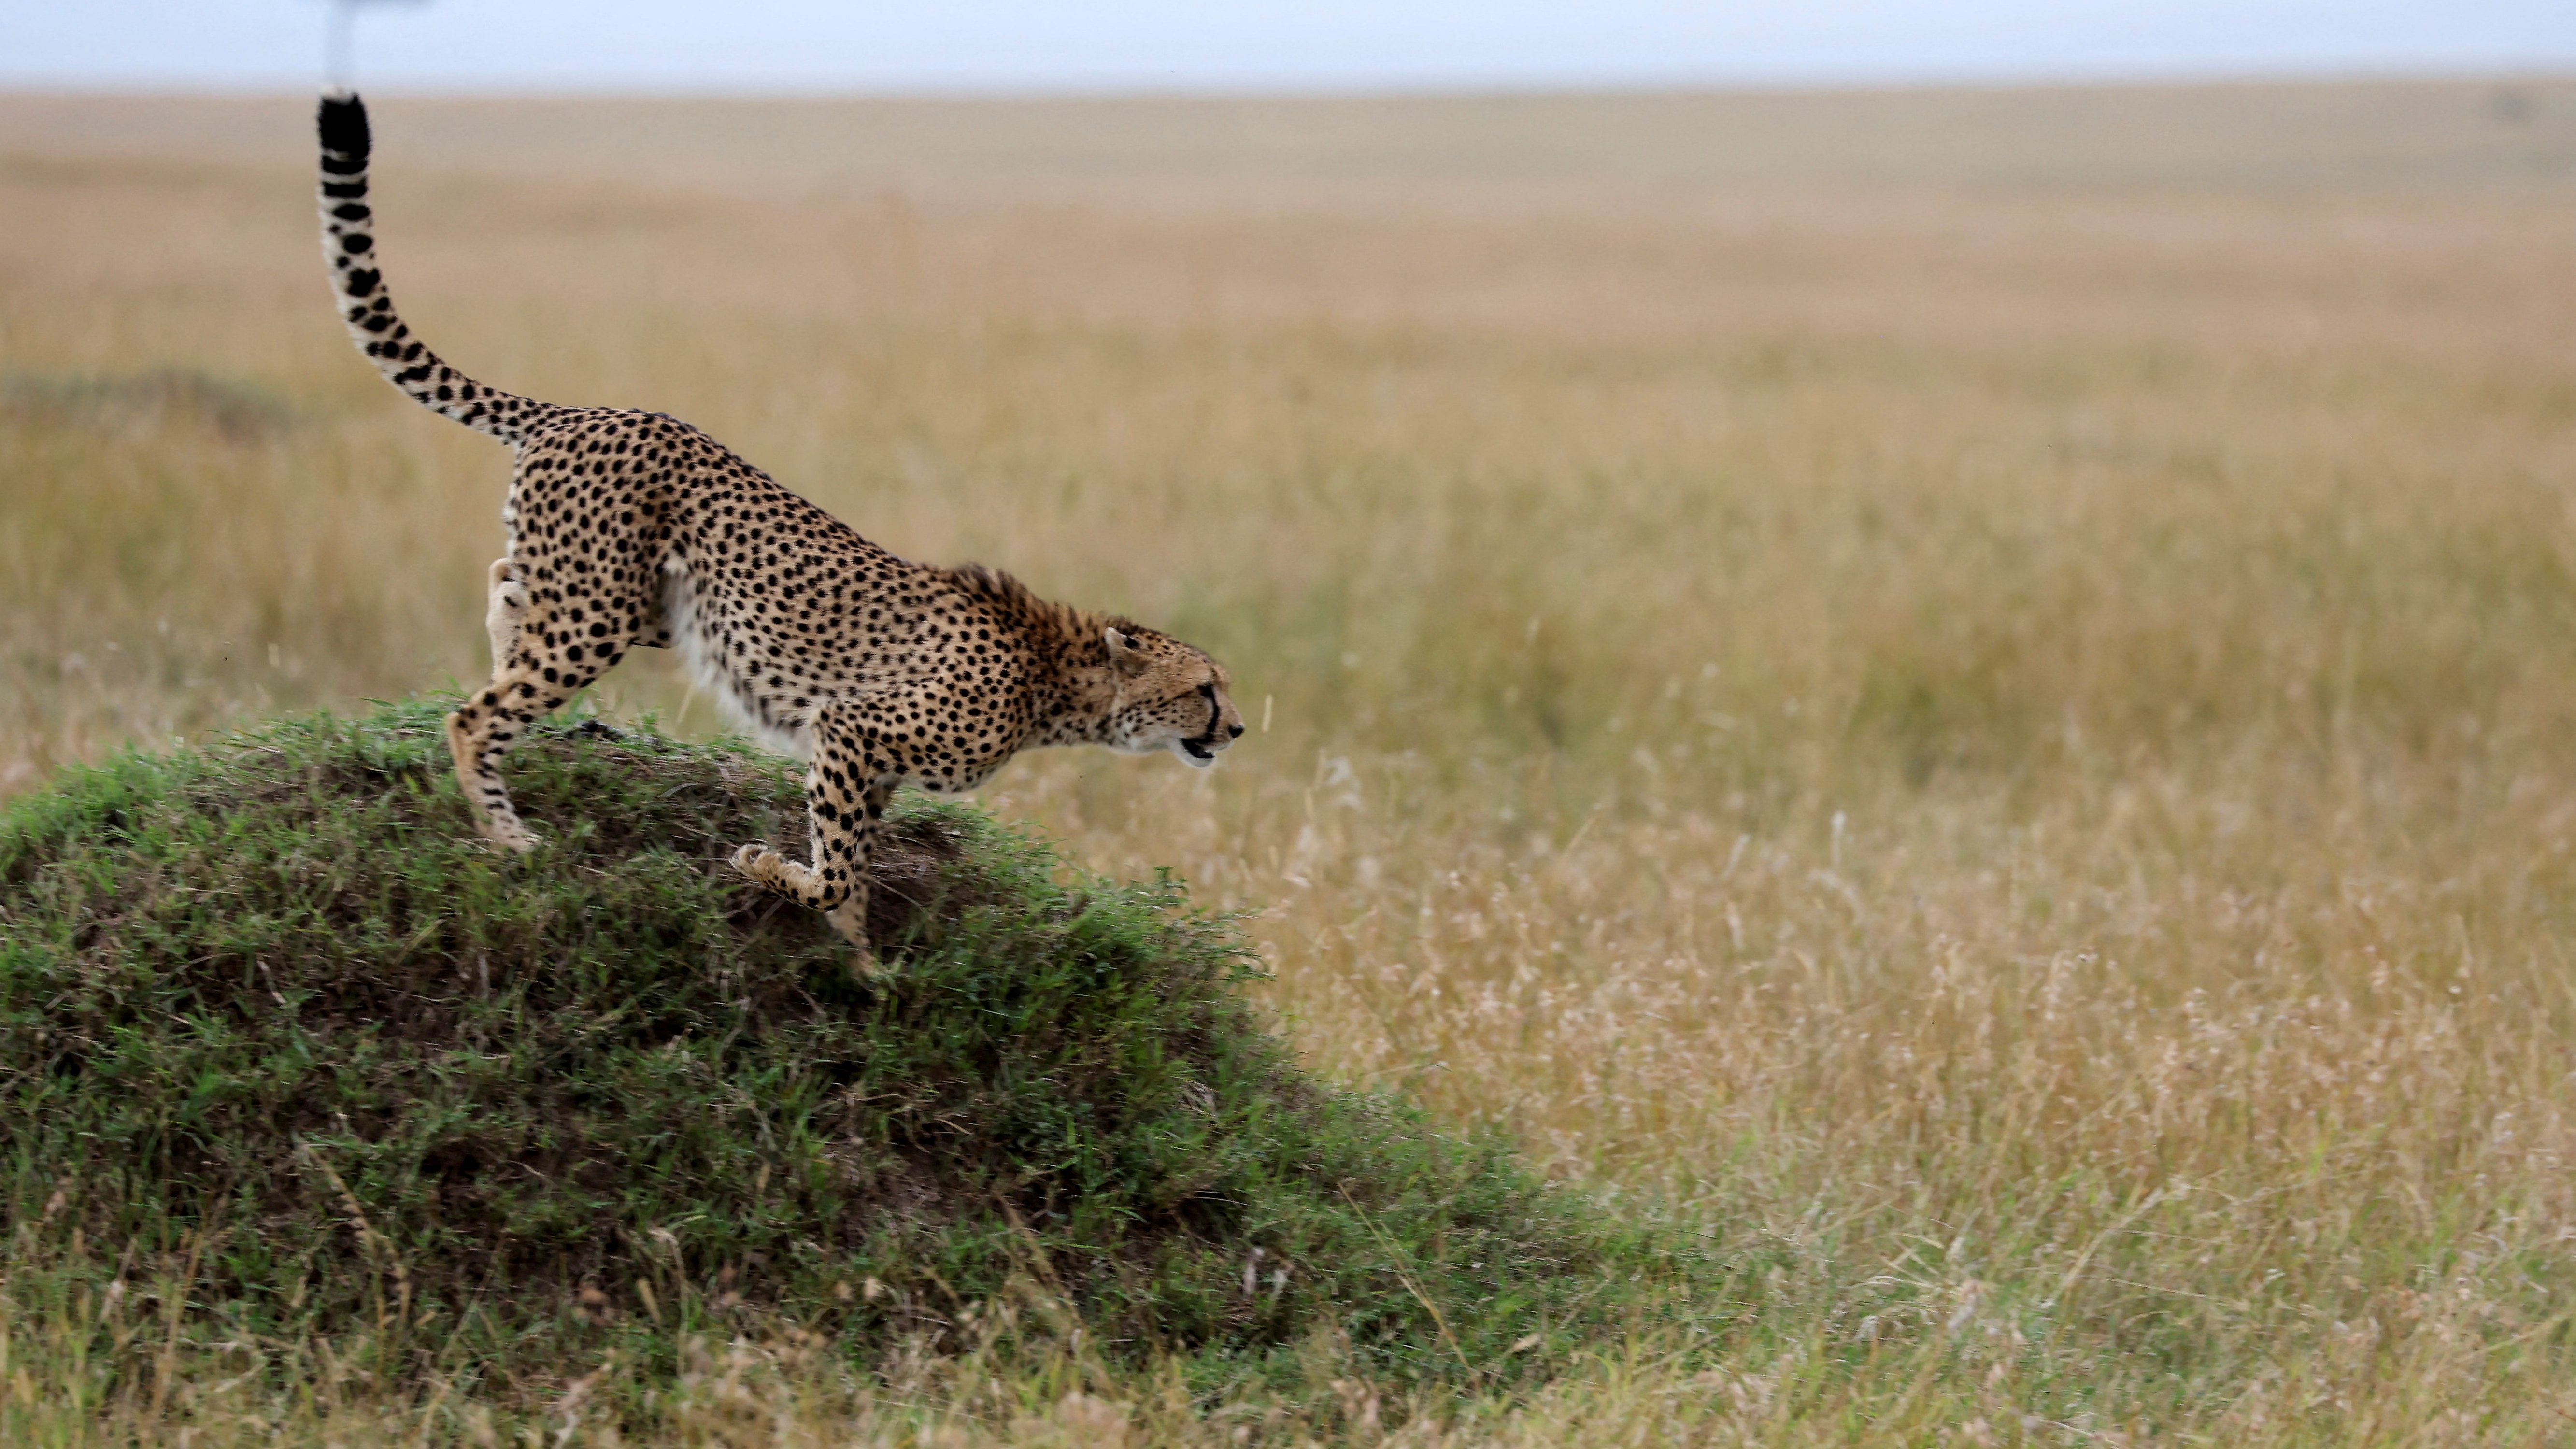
[{"left": 317, "top": 91, "right": 1244, "bottom": 959}]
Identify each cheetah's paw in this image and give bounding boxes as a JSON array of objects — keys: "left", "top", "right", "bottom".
[{"left": 733, "top": 843, "right": 812, "bottom": 897}]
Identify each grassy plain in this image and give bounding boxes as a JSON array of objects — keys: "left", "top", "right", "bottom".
[{"left": 5, "top": 78, "right": 2576, "bottom": 1441}]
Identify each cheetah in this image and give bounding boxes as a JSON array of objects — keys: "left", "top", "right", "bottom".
[{"left": 315, "top": 91, "right": 1245, "bottom": 961}]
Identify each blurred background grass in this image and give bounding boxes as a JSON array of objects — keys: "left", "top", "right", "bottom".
[{"left": 6, "top": 78, "right": 2576, "bottom": 1440}]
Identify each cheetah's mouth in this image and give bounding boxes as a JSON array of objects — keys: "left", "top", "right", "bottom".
[{"left": 1173, "top": 693, "right": 1225, "bottom": 768}]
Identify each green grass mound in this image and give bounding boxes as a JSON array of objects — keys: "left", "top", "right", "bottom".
[{"left": 0, "top": 699, "right": 1725, "bottom": 1404}]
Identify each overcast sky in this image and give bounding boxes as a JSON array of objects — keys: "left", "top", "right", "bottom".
[{"left": 5, "top": 0, "right": 2573, "bottom": 93}]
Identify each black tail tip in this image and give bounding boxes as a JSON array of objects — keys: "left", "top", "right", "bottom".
[{"left": 317, "top": 91, "right": 370, "bottom": 163}]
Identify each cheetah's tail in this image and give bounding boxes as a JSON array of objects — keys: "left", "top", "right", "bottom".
[{"left": 318, "top": 90, "right": 560, "bottom": 445}]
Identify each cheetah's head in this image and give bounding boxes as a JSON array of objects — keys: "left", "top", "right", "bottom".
[{"left": 1102, "top": 625, "right": 1243, "bottom": 769}]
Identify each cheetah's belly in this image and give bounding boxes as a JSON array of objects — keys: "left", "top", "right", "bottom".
[{"left": 666, "top": 559, "right": 814, "bottom": 761}]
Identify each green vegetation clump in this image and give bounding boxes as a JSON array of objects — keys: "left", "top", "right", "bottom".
[{"left": 0, "top": 698, "right": 1725, "bottom": 1404}]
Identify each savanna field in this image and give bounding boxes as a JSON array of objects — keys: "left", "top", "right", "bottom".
[{"left": 4, "top": 79, "right": 2576, "bottom": 1442}]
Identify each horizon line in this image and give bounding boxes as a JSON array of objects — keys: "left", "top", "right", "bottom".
[{"left": 5, "top": 64, "right": 2573, "bottom": 104}]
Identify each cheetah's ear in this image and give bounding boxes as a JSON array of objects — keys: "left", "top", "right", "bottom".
[{"left": 1104, "top": 627, "right": 1151, "bottom": 677}]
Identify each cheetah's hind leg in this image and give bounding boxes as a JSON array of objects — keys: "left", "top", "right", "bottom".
[
  {"left": 453, "top": 560, "right": 539, "bottom": 852},
  {"left": 447, "top": 595, "right": 631, "bottom": 856},
  {"left": 484, "top": 558, "right": 528, "bottom": 668}
]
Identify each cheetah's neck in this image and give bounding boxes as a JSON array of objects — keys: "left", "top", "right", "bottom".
[{"left": 942, "top": 563, "right": 1131, "bottom": 751}]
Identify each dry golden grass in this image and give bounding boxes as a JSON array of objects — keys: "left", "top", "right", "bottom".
[{"left": 6, "top": 80, "right": 2576, "bottom": 1441}]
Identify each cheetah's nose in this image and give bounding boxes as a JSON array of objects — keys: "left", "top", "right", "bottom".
[{"left": 1227, "top": 722, "right": 1245, "bottom": 739}]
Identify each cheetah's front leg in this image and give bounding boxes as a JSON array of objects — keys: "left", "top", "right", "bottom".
[{"left": 733, "top": 704, "right": 896, "bottom": 966}]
